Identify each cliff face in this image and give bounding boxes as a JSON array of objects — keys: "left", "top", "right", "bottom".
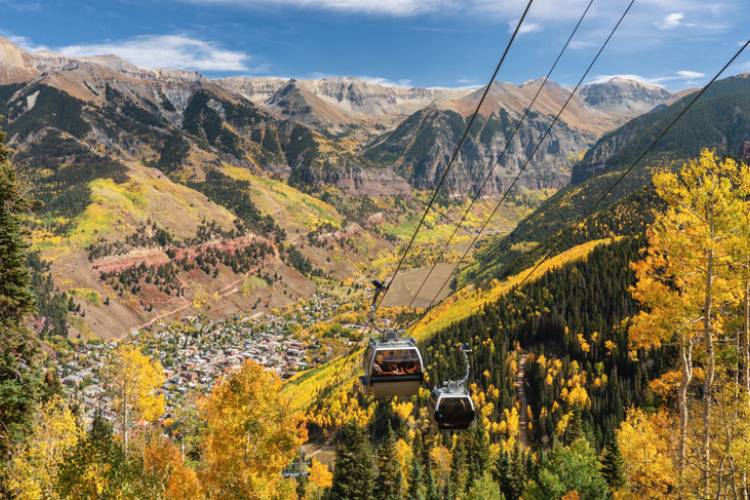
[
  {"left": 0, "top": 37, "right": 39, "bottom": 83},
  {"left": 364, "top": 81, "right": 605, "bottom": 196},
  {"left": 218, "top": 76, "right": 465, "bottom": 139},
  {"left": 0, "top": 39, "right": 413, "bottom": 198},
  {"left": 220, "top": 76, "right": 459, "bottom": 116},
  {"left": 368, "top": 106, "right": 594, "bottom": 196},
  {"left": 363, "top": 77, "right": 672, "bottom": 197}
]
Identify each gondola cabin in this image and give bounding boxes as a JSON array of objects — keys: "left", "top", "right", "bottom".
[
  {"left": 430, "top": 388, "right": 476, "bottom": 431},
  {"left": 360, "top": 338, "right": 424, "bottom": 398}
]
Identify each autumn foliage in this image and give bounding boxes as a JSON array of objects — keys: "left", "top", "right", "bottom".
[
  {"left": 199, "top": 360, "right": 307, "bottom": 499},
  {"left": 6, "top": 143, "right": 750, "bottom": 499}
]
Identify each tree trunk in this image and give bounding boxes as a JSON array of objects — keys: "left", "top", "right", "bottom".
[
  {"left": 678, "top": 333, "right": 693, "bottom": 488},
  {"left": 743, "top": 271, "right": 750, "bottom": 394},
  {"left": 728, "top": 401, "right": 740, "bottom": 500},
  {"left": 122, "top": 383, "right": 129, "bottom": 451},
  {"left": 703, "top": 248, "right": 716, "bottom": 498}
]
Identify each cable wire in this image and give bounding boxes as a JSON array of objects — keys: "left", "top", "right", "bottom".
[
  {"left": 406, "top": 0, "right": 596, "bottom": 309},
  {"left": 511, "top": 37, "right": 750, "bottom": 289},
  {"left": 370, "top": 0, "right": 536, "bottom": 319},
  {"left": 424, "top": 0, "right": 636, "bottom": 311}
]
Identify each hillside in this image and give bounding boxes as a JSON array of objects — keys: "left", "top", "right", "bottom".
[
  {"left": 281, "top": 234, "right": 666, "bottom": 498},
  {"left": 0, "top": 36, "right": 677, "bottom": 340},
  {"left": 0, "top": 38, "right": 413, "bottom": 200},
  {"left": 463, "top": 73, "right": 750, "bottom": 285},
  {"left": 365, "top": 102, "right": 590, "bottom": 196},
  {"left": 363, "top": 78, "right": 668, "bottom": 197},
  {"left": 282, "top": 237, "right": 618, "bottom": 411}
]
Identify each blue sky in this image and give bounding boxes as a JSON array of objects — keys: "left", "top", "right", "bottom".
[{"left": 1, "top": 0, "right": 748, "bottom": 89}]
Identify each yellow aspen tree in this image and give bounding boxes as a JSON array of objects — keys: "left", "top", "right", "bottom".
[
  {"left": 616, "top": 408, "right": 676, "bottom": 499},
  {"left": 429, "top": 445, "right": 452, "bottom": 491},
  {"left": 143, "top": 432, "right": 202, "bottom": 499},
  {"left": 730, "top": 398, "right": 750, "bottom": 500},
  {"left": 698, "top": 381, "right": 750, "bottom": 499},
  {"left": 6, "top": 396, "right": 80, "bottom": 499},
  {"left": 200, "top": 360, "right": 307, "bottom": 499},
  {"left": 629, "top": 149, "right": 741, "bottom": 493},
  {"left": 105, "top": 345, "right": 166, "bottom": 449},
  {"left": 306, "top": 458, "right": 333, "bottom": 499},
  {"left": 394, "top": 437, "right": 412, "bottom": 496},
  {"left": 729, "top": 160, "right": 750, "bottom": 395}
]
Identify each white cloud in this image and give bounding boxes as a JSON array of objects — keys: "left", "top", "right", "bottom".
[
  {"left": 184, "top": 0, "right": 451, "bottom": 16},
  {"left": 675, "top": 70, "right": 705, "bottom": 79},
  {"left": 0, "top": 1, "right": 42, "bottom": 12},
  {"left": 0, "top": 32, "right": 48, "bottom": 52},
  {"left": 510, "top": 21, "right": 542, "bottom": 35},
  {"left": 474, "top": 0, "right": 593, "bottom": 20},
  {"left": 182, "top": 0, "right": 596, "bottom": 19},
  {"left": 58, "top": 35, "right": 251, "bottom": 72},
  {"left": 655, "top": 12, "right": 685, "bottom": 30},
  {"left": 569, "top": 40, "right": 597, "bottom": 50},
  {"left": 588, "top": 70, "right": 706, "bottom": 88},
  {"left": 357, "top": 76, "right": 413, "bottom": 87},
  {"left": 178, "top": 0, "right": 743, "bottom": 38},
  {"left": 588, "top": 74, "right": 666, "bottom": 87}
]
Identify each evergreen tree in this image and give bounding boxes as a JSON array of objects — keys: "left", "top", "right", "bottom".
[
  {"left": 466, "top": 471, "right": 505, "bottom": 500},
  {"left": 495, "top": 450, "right": 512, "bottom": 497},
  {"left": 600, "top": 435, "right": 625, "bottom": 490},
  {"left": 524, "top": 450, "right": 537, "bottom": 487},
  {"left": 0, "top": 124, "right": 46, "bottom": 459},
  {"left": 408, "top": 436, "right": 425, "bottom": 500},
  {"left": 449, "top": 436, "right": 466, "bottom": 498},
  {"left": 330, "top": 423, "right": 374, "bottom": 500},
  {"left": 57, "top": 412, "right": 152, "bottom": 497},
  {"left": 374, "top": 425, "right": 401, "bottom": 500},
  {"left": 424, "top": 457, "right": 439, "bottom": 500},
  {"left": 407, "top": 454, "right": 425, "bottom": 500},
  {"left": 524, "top": 438, "right": 609, "bottom": 500},
  {"left": 563, "top": 407, "right": 585, "bottom": 445},
  {"left": 465, "top": 425, "right": 490, "bottom": 490},
  {"left": 495, "top": 447, "right": 528, "bottom": 500},
  {"left": 0, "top": 126, "right": 34, "bottom": 325}
]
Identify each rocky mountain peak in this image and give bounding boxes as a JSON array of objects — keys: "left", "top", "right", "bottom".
[
  {"left": 0, "top": 37, "right": 39, "bottom": 82},
  {"left": 218, "top": 77, "right": 290, "bottom": 105},
  {"left": 580, "top": 76, "right": 672, "bottom": 117},
  {"left": 0, "top": 37, "right": 28, "bottom": 67}
]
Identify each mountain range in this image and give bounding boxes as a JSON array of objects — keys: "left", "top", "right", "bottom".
[
  {"left": 0, "top": 36, "right": 681, "bottom": 338},
  {"left": 0, "top": 37, "right": 675, "bottom": 196}
]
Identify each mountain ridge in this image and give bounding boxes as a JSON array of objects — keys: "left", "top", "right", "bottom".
[
  {"left": 0, "top": 35, "right": 675, "bottom": 201},
  {"left": 463, "top": 72, "right": 750, "bottom": 287}
]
